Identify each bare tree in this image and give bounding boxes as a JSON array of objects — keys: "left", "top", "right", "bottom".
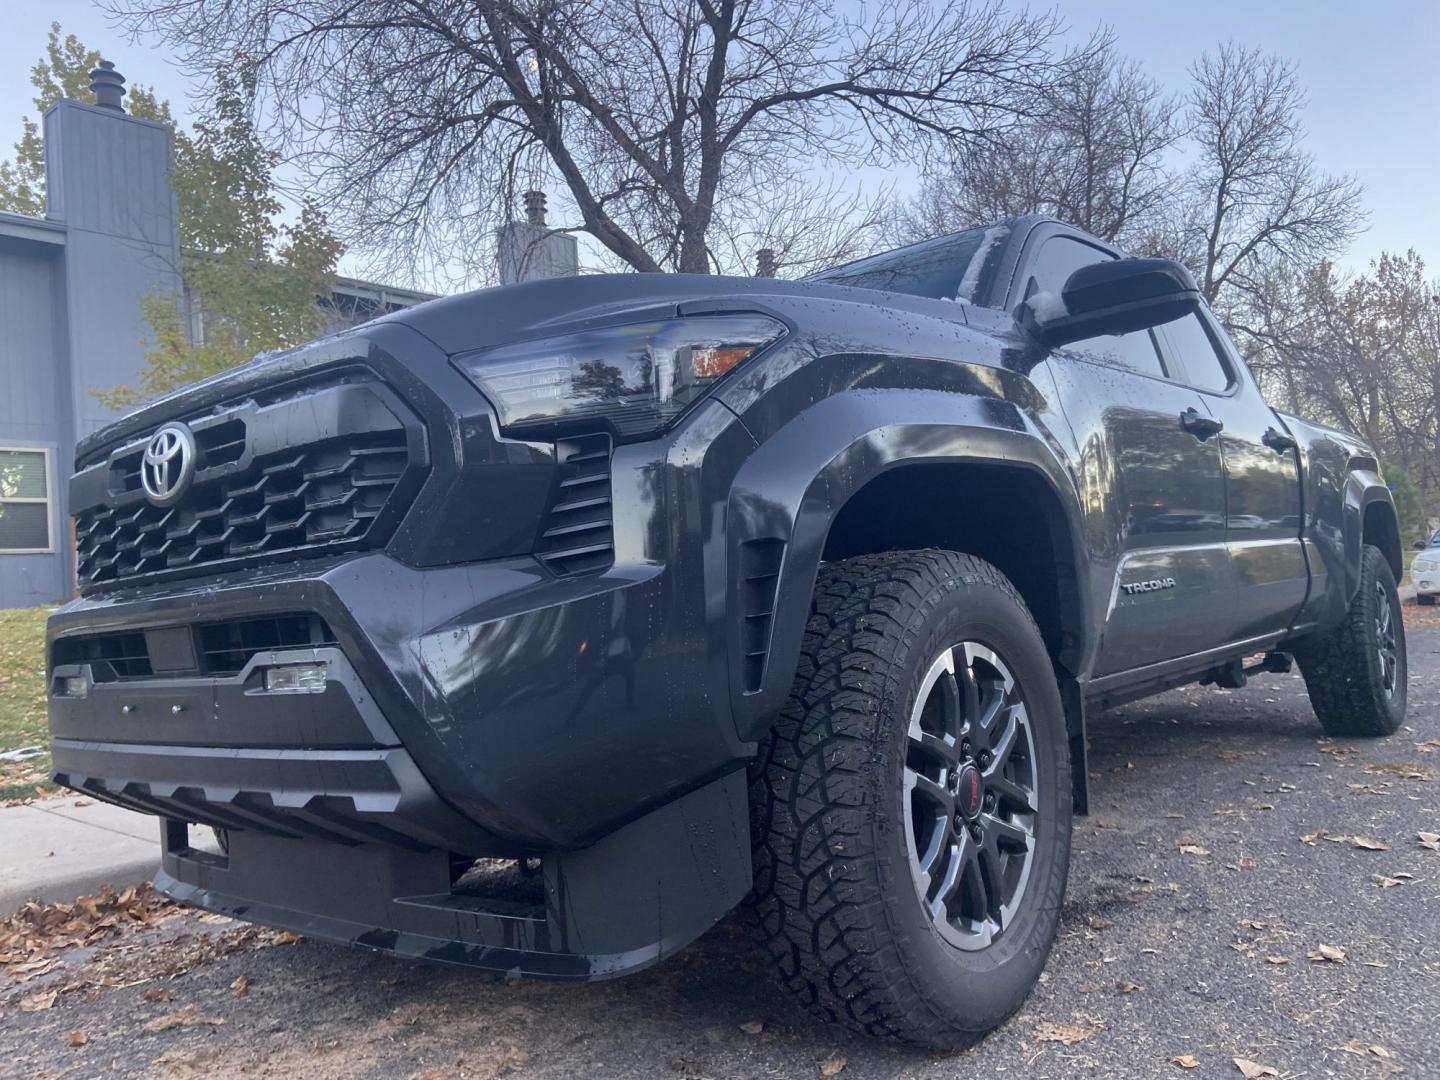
[
  {"left": 898, "top": 40, "right": 1180, "bottom": 245},
  {"left": 1179, "top": 43, "right": 1364, "bottom": 308},
  {"left": 107, "top": 0, "right": 1093, "bottom": 283}
]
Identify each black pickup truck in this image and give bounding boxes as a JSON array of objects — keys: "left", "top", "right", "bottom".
[{"left": 46, "top": 215, "right": 1406, "bottom": 1048}]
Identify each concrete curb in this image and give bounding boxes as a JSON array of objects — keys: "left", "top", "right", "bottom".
[{"left": 1, "top": 797, "right": 161, "bottom": 913}]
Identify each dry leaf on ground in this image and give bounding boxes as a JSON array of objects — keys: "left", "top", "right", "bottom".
[
  {"left": 1419, "top": 831, "right": 1440, "bottom": 852},
  {"left": 1308, "top": 944, "right": 1347, "bottom": 963},
  {"left": 1351, "top": 836, "right": 1389, "bottom": 850},
  {"left": 1033, "top": 1020, "right": 1100, "bottom": 1045},
  {"left": 1234, "top": 1059, "right": 1279, "bottom": 1078},
  {"left": 230, "top": 975, "right": 250, "bottom": 997},
  {"left": 67, "top": 1031, "right": 87, "bottom": 1048},
  {"left": 820, "top": 1054, "right": 848, "bottom": 1077},
  {"left": 142, "top": 1005, "right": 225, "bottom": 1034},
  {"left": 1172, "top": 1054, "right": 1199, "bottom": 1069},
  {"left": 19, "top": 989, "right": 58, "bottom": 1012},
  {"left": 738, "top": 1019, "right": 764, "bottom": 1035}
]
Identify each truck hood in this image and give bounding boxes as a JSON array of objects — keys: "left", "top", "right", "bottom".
[
  {"left": 78, "top": 272, "right": 990, "bottom": 462},
  {"left": 378, "top": 271, "right": 977, "bottom": 356}
]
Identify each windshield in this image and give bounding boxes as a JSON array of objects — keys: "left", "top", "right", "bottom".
[{"left": 806, "top": 223, "right": 1011, "bottom": 305}]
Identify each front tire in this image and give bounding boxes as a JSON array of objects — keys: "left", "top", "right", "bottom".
[
  {"left": 749, "top": 551, "right": 1071, "bottom": 1049},
  {"left": 1294, "top": 544, "right": 1407, "bottom": 736}
]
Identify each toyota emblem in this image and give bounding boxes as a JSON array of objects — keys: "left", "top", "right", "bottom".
[{"left": 140, "top": 423, "right": 197, "bottom": 506}]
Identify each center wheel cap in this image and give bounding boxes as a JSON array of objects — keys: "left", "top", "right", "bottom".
[{"left": 955, "top": 762, "right": 983, "bottom": 820}]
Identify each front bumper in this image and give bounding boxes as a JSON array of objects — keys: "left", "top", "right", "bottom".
[
  {"left": 48, "top": 547, "right": 749, "bottom": 854},
  {"left": 152, "top": 768, "right": 750, "bottom": 980},
  {"left": 46, "top": 551, "right": 755, "bottom": 978}
]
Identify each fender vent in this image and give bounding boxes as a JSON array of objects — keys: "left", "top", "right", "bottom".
[
  {"left": 740, "top": 539, "right": 786, "bottom": 691},
  {"left": 536, "top": 435, "right": 614, "bottom": 575}
]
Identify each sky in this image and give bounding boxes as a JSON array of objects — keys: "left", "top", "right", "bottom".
[{"left": 1, "top": 0, "right": 1435, "bottom": 284}]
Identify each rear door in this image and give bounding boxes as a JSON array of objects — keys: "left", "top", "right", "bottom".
[
  {"left": 1153, "top": 310, "right": 1307, "bottom": 642},
  {"left": 1013, "top": 231, "right": 1233, "bottom": 675}
]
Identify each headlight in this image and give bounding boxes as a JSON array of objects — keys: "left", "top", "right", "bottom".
[
  {"left": 1414, "top": 559, "right": 1433, "bottom": 573},
  {"left": 452, "top": 315, "right": 785, "bottom": 439}
]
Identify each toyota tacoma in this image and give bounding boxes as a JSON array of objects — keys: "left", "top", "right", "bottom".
[{"left": 46, "top": 216, "right": 1407, "bottom": 1048}]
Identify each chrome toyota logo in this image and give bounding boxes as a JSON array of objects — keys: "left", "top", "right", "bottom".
[{"left": 140, "top": 423, "right": 197, "bottom": 505}]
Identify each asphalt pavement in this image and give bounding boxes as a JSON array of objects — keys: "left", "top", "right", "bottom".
[{"left": 4, "top": 614, "right": 1439, "bottom": 1079}]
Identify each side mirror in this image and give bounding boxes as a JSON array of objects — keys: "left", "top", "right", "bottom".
[{"left": 1024, "top": 257, "right": 1201, "bottom": 348}]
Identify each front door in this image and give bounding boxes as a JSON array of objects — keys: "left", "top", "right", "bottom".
[{"left": 1015, "top": 231, "right": 1232, "bottom": 675}]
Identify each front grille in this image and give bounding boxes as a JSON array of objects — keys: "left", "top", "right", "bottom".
[
  {"left": 535, "top": 434, "right": 614, "bottom": 575},
  {"left": 53, "top": 613, "right": 336, "bottom": 680},
  {"left": 72, "top": 377, "right": 423, "bottom": 588}
]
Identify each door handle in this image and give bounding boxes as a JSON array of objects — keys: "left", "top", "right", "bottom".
[
  {"left": 1262, "top": 426, "right": 1296, "bottom": 453},
  {"left": 1179, "top": 407, "right": 1224, "bottom": 441}
]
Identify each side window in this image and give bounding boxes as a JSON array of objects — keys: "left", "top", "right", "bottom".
[
  {"left": 1156, "top": 314, "right": 1232, "bottom": 393},
  {"left": 1026, "top": 237, "right": 1168, "bottom": 380}
]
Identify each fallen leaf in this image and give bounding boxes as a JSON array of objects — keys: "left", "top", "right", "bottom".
[
  {"left": 1372, "top": 874, "right": 1405, "bottom": 888},
  {"left": 1116, "top": 980, "right": 1144, "bottom": 994},
  {"left": 1263, "top": 955, "right": 1289, "bottom": 965},
  {"left": 1033, "top": 1020, "right": 1100, "bottom": 1045},
  {"left": 1351, "top": 836, "right": 1389, "bottom": 850},
  {"left": 141, "top": 988, "right": 175, "bottom": 1003},
  {"left": 20, "top": 989, "right": 58, "bottom": 1012},
  {"left": 820, "top": 1054, "right": 848, "bottom": 1077},
  {"left": 68, "top": 1031, "right": 88, "bottom": 1048},
  {"left": 1172, "top": 1055, "right": 1199, "bottom": 1069},
  {"left": 1234, "top": 1059, "right": 1279, "bottom": 1079},
  {"left": 142, "top": 1005, "right": 225, "bottom": 1034},
  {"left": 270, "top": 931, "right": 302, "bottom": 945},
  {"left": 1419, "top": 831, "right": 1440, "bottom": 852},
  {"left": 230, "top": 975, "right": 250, "bottom": 997},
  {"left": 1308, "top": 944, "right": 1347, "bottom": 964},
  {"left": 1370, "top": 1045, "right": 1392, "bottom": 1059},
  {"left": 1178, "top": 844, "right": 1210, "bottom": 856},
  {"left": 739, "top": 1019, "right": 764, "bottom": 1035}
]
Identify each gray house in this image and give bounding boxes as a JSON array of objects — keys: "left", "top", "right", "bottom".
[{"left": 0, "top": 66, "right": 429, "bottom": 609}]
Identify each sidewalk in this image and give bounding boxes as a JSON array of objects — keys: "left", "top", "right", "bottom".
[{"left": 1, "top": 795, "right": 162, "bottom": 912}]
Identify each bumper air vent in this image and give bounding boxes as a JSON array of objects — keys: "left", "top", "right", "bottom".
[{"left": 53, "top": 613, "right": 337, "bottom": 680}]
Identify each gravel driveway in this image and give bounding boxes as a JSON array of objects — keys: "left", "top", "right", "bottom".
[{"left": 5, "top": 615, "right": 1439, "bottom": 1079}]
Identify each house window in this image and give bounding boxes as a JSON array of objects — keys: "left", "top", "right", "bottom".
[{"left": 0, "top": 448, "right": 53, "bottom": 554}]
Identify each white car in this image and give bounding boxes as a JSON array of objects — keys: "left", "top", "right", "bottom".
[{"left": 1411, "top": 534, "right": 1440, "bottom": 603}]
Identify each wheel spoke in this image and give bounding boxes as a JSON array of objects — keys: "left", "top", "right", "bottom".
[
  {"left": 908, "top": 729, "right": 959, "bottom": 768},
  {"left": 928, "top": 834, "right": 964, "bottom": 918},
  {"left": 987, "top": 703, "right": 1025, "bottom": 773},
  {"left": 909, "top": 770, "right": 955, "bottom": 818},
  {"left": 987, "top": 773, "right": 1037, "bottom": 813},
  {"left": 977, "top": 838, "right": 1004, "bottom": 923},
  {"left": 955, "top": 658, "right": 981, "bottom": 732},
  {"left": 983, "top": 811, "right": 1033, "bottom": 853}
]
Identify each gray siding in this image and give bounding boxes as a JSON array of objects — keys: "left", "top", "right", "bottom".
[{"left": 0, "top": 242, "right": 69, "bottom": 607}]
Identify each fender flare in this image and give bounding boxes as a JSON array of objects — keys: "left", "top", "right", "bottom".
[{"left": 721, "top": 387, "right": 1090, "bottom": 744}]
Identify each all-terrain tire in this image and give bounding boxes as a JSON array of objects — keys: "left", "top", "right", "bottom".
[
  {"left": 1293, "top": 544, "right": 1407, "bottom": 737},
  {"left": 748, "top": 550, "right": 1071, "bottom": 1049}
]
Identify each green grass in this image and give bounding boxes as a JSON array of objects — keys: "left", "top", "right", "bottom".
[{"left": 0, "top": 606, "right": 53, "bottom": 802}]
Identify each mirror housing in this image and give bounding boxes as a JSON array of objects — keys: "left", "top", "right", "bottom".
[{"left": 1024, "top": 257, "right": 1201, "bottom": 348}]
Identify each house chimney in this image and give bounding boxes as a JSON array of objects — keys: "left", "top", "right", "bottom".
[
  {"left": 755, "top": 248, "right": 778, "bottom": 278},
  {"left": 524, "top": 190, "right": 547, "bottom": 227},
  {"left": 89, "top": 60, "right": 127, "bottom": 113}
]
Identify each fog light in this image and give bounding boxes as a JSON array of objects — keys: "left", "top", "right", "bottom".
[
  {"left": 59, "top": 675, "right": 89, "bottom": 698},
  {"left": 263, "top": 663, "right": 327, "bottom": 692}
]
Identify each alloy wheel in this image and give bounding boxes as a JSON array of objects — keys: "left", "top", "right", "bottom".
[{"left": 903, "top": 641, "right": 1039, "bottom": 951}]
